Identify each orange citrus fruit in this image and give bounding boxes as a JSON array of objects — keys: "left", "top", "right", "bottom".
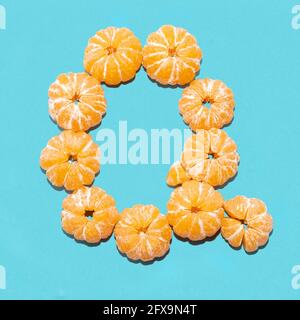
[
  {"left": 167, "top": 181, "right": 224, "bottom": 241},
  {"left": 143, "top": 25, "right": 202, "bottom": 86},
  {"left": 221, "top": 196, "right": 273, "bottom": 252},
  {"left": 84, "top": 26, "right": 142, "bottom": 86},
  {"left": 48, "top": 72, "right": 106, "bottom": 132},
  {"left": 62, "top": 186, "right": 119, "bottom": 244},
  {"left": 179, "top": 78, "right": 235, "bottom": 131},
  {"left": 114, "top": 205, "right": 172, "bottom": 262},
  {"left": 40, "top": 130, "right": 100, "bottom": 191},
  {"left": 166, "top": 161, "right": 191, "bottom": 187},
  {"left": 181, "top": 128, "right": 239, "bottom": 187}
]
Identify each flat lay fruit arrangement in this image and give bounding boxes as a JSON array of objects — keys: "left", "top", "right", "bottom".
[{"left": 40, "top": 25, "right": 273, "bottom": 263}]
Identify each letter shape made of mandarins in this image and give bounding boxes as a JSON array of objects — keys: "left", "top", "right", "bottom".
[
  {"left": 84, "top": 26, "right": 142, "bottom": 86},
  {"left": 48, "top": 72, "right": 107, "bottom": 132},
  {"left": 179, "top": 78, "right": 235, "bottom": 131},
  {"left": 181, "top": 128, "right": 240, "bottom": 187},
  {"left": 114, "top": 205, "right": 172, "bottom": 262},
  {"left": 40, "top": 130, "right": 100, "bottom": 191},
  {"left": 221, "top": 196, "right": 273, "bottom": 253},
  {"left": 167, "top": 181, "right": 224, "bottom": 241},
  {"left": 61, "top": 186, "right": 119, "bottom": 244},
  {"left": 143, "top": 25, "right": 202, "bottom": 86}
]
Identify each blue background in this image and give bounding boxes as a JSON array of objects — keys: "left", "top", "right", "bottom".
[{"left": 0, "top": 0, "right": 300, "bottom": 300}]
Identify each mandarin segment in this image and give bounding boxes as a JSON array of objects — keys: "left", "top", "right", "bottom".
[
  {"left": 143, "top": 25, "right": 202, "bottom": 86},
  {"left": 223, "top": 195, "right": 249, "bottom": 220},
  {"left": 40, "top": 130, "right": 100, "bottom": 191},
  {"left": 179, "top": 78, "right": 235, "bottom": 131},
  {"left": 61, "top": 186, "right": 119, "bottom": 244},
  {"left": 84, "top": 27, "right": 142, "bottom": 86},
  {"left": 166, "top": 161, "right": 191, "bottom": 187},
  {"left": 48, "top": 72, "right": 106, "bottom": 131},
  {"left": 221, "top": 218, "right": 244, "bottom": 248},
  {"left": 181, "top": 128, "right": 239, "bottom": 187},
  {"left": 221, "top": 196, "right": 273, "bottom": 252},
  {"left": 167, "top": 181, "right": 224, "bottom": 241},
  {"left": 114, "top": 205, "right": 172, "bottom": 262}
]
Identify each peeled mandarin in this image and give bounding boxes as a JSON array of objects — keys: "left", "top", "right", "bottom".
[
  {"left": 61, "top": 186, "right": 119, "bottom": 244},
  {"left": 114, "top": 204, "right": 172, "bottom": 262},
  {"left": 179, "top": 78, "right": 235, "bottom": 131},
  {"left": 84, "top": 26, "right": 142, "bottom": 86},
  {"left": 221, "top": 196, "right": 273, "bottom": 252},
  {"left": 143, "top": 25, "right": 202, "bottom": 86},
  {"left": 181, "top": 128, "right": 239, "bottom": 187},
  {"left": 167, "top": 180, "right": 224, "bottom": 241},
  {"left": 48, "top": 72, "right": 106, "bottom": 132},
  {"left": 40, "top": 130, "right": 100, "bottom": 191}
]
